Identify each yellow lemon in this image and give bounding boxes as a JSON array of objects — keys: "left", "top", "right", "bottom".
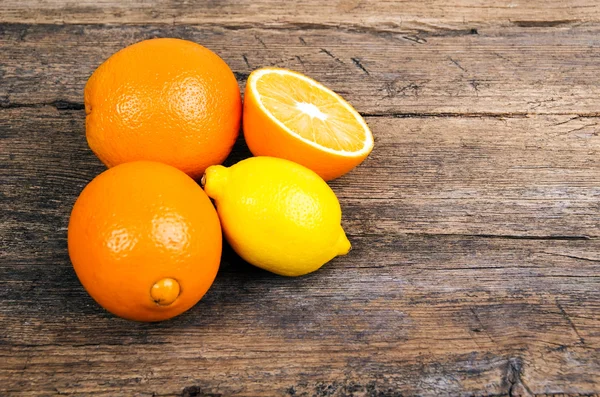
[{"left": 202, "top": 156, "right": 351, "bottom": 276}]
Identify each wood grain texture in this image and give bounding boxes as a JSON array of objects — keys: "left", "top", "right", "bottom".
[
  {"left": 1, "top": 0, "right": 600, "bottom": 28},
  {"left": 1, "top": 107, "right": 599, "bottom": 396},
  {"left": 2, "top": 22, "right": 600, "bottom": 115},
  {"left": 1, "top": 1, "right": 600, "bottom": 396}
]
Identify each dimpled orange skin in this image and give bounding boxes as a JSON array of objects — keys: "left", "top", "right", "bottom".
[
  {"left": 84, "top": 38, "right": 242, "bottom": 179},
  {"left": 68, "top": 161, "right": 222, "bottom": 322}
]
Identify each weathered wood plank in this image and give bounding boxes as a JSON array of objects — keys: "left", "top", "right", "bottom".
[
  {"left": 2, "top": 108, "right": 598, "bottom": 240},
  {"left": 1, "top": 2, "right": 599, "bottom": 393},
  {"left": 1, "top": 107, "right": 598, "bottom": 395},
  {"left": 2, "top": 228, "right": 599, "bottom": 395},
  {"left": 1, "top": 0, "right": 599, "bottom": 28},
  {"left": 343, "top": 115, "right": 600, "bottom": 238},
  {"left": 2, "top": 23, "right": 600, "bottom": 115}
]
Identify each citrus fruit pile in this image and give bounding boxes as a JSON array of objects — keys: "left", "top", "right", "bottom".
[{"left": 68, "top": 38, "right": 374, "bottom": 322}]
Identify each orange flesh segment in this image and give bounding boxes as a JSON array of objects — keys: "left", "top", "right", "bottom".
[{"left": 255, "top": 71, "right": 369, "bottom": 153}]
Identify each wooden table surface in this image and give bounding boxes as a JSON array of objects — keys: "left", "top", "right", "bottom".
[{"left": 1, "top": 1, "right": 599, "bottom": 396}]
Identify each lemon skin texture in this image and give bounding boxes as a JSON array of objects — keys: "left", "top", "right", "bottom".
[{"left": 203, "top": 157, "right": 351, "bottom": 276}]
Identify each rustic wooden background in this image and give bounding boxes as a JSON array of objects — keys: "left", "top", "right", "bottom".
[{"left": 1, "top": 1, "right": 599, "bottom": 396}]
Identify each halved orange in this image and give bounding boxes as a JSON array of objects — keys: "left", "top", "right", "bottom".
[{"left": 243, "top": 68, "right": 374, "bottom": 181}]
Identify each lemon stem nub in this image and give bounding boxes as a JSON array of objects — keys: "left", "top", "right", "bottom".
[
  {"left": 202, "top": 165, "right": 229, "bottom": 200},
  {"left": 151, "top": 278, "right": 181, "bottom": 306}
]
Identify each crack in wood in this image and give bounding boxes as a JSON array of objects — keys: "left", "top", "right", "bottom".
[
  {"left": 7, "top": 102, "right": 600, "bottom": 121},
  {"left": 551, "top": 116, "right": 580, "bottom": 126},
  {"left": 320, "top": 48, "right": 345, "bottom": 64},
  {"left": 448, "top": 56, "right": 466, "bottom": 72},
  {"left": 407, "top": 233, "right": 594, "bottom": 241},
  {"left": 242, "top": 54, "right": 251, "bottom": 68},
  {"left": 3, "top": 99, "right": 600, "bottom": 140},
  {"left": 555, "top": 300, "right": 586, "bottom": 346},
  {"left": 511, "top": 19, "right": 580, "bottom": 28},
  {"left": 566, "top": 123, "right": 598, "bottom": 134},
  {"left": 362, "top": 111, "right": 600, "bottom": 118},
  {"left": 492, "top": 51, "right": 516, "bottom": 64},
  {"left": 253, "top": 33, "right": 267, "bottom": 48},
  {"left": 351, "top": 57, "right": 370, "bottom": 75},
  {"left": 542, "top": 252, "right": 600, "bottom": 263},
  {"left": 469, "top": 79, "right": 481, "bottom": 94},
  {"left": 469, "top": 307, "right": 496, "bottom": 345},
  {"left": 0, "top": 100, "right": 85, "bottom": 110},
  {"left": 9, "top": 341, "right": 173, "bottom": 348},
  {"left": 0, "top": 21, "right": 483, "bottom": 40}
]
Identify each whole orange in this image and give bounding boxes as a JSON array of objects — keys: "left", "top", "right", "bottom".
[
  {"left": 68, "top": 161, "right": 222, "bottom": 322},
  {"left": 84, "top": 38, "right": 242, "bottom": 179}
]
